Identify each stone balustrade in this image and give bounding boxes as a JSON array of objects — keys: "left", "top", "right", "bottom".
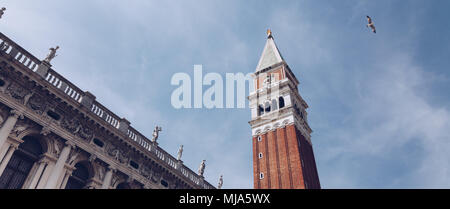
[{"left": 0, "top": 32, "right": 214, "bottom": 189}]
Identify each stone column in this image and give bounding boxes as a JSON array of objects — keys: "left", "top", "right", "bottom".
[
  {"left": 0, "top": 110, "right": 22, "bottom": 150},
  {"left": 0, "top": 142, "right": 11, "bottom": 164},
  {"left": 101, "top": 166, "right": 115, "bottom": 189},
  {"left": 55, "top": 166, "right": 67, "bottom": 189},
  {"left": 44, "top": 141, "right": 74, "bottom": 189},
  {"left": 35, "top": 161, "right": 55, "bottom": 189},
  {"left": 27, "top": 159, "right": 49, "bottom": 189},
  {"left": 0, "top": 144, "right": 17, "bottom": 176},
  {"left": 59, "top": 169, "right": 73, "bottom": 189}
]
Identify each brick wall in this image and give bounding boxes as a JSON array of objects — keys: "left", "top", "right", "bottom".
[{"left": 253, "top": 124, "right": 320, "bottom": 189}]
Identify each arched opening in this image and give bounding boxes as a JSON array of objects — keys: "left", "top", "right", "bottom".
[
  {"left": 116, "top": 182, "right": 131, "bottom": 189},
  {"left": 279, "top": 97, "right": 285, "bottom": 109},
  {"left": 258, "top": 105, "right": 264, "bottom": 116},
  {"left": 65, "top": 162, "right": 90, "bottom": 189},
  {"left": 0, "top": 135, "right": 43, "bottom": 189}
]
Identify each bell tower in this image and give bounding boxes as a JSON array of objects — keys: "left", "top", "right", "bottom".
[{"left": 248, "top": 30, "right": 320, "bottom": 189}]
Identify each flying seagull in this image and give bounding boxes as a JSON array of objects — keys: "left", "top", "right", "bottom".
[
  {"left": 366, "top": 16, "right": 376, "bottom": 33},
  {"left": 0, "top": 7, "right": 6, "bottom": 19}
]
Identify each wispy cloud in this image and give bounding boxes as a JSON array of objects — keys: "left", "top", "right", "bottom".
[{"left": 1, "top": 0, "right": 449, "bottom": 189}]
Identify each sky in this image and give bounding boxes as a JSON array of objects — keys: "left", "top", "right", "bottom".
[{"left": 1, "top": 0, "right": 450, "bottom": 189}]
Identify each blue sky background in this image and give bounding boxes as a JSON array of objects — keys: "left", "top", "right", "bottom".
[{"left": 1, "top": 0, "right": 450, "bottom": 188}]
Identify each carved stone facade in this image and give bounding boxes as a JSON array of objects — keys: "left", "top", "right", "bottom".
[{"left": 0, "top": 32, "right": 214, "bottom": 189}]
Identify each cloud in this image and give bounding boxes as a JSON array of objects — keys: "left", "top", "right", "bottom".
[
  {"left": 320, "top": 53, "right": 450, "bottom": 188},
  {"left": 267, "top": 1, "right": 450, "bottom": 188},
  {"left": 2, "top": 0, "right": 449, "bottom": 189}
]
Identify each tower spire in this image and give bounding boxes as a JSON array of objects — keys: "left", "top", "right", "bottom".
[{"left": 255, "top": 29, "right": 284, "bottom": 72}]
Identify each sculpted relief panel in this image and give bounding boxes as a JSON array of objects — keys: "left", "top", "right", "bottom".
[
  {"left": 27, "top": 94, "right": 47, "bottom": 115},
  {"left": 6, "top": 82, "right": 29, "bottom": 102}
]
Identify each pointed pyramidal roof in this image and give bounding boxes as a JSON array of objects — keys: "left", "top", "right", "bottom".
[{"left": 255, "top": 29, "right": 285, "bottom": 72}]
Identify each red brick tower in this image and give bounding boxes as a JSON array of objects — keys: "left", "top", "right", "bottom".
[{"left": 248, "top": 30, "right": 320, "bottom": 189}]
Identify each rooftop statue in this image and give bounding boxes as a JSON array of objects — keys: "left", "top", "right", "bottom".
[
  {"left": 198, "top": 160, "right": 206, "bottom": 176},
  {"left": 217, "top": 175, "right": 223, "bottom": 189},
  {"left": 44, "top": 46, "right": 59, "bottom": 63},
  {"left": 152, "top": 125, "right": 162, "bottom": 143},
  {"left": 177, "top": 145, "right": 183, "bottom": 161}
]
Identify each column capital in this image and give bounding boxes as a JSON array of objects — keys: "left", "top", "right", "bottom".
[
  {"left": 88, "top": 154, "right": 97, "bottom": 162},
  {"left": 38, "top": 157, "right": 50, "bottom": 164},
  {"left": 9, "top": 109, "right": 24, "bottom": 119},
  {"left": 107, "top": 165, "right": 117, "bottom": 173},
  {"left": 40, "top": 126, "right": 52, "bottom": 136},
  {"left": 64, "top": 140, "right": 76, "bottom": 149},
  {"left": 10, "top": 143, "right": 19, "bottom": 150},
  {"left": 65, "top": 169, "right": 74, "bottom": 175}
]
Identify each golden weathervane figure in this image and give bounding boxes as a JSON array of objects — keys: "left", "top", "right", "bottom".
[{"left": 267, "top": 29, "right": 272, "bottom": 38}]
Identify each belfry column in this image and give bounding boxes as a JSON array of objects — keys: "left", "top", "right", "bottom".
[
  {"left": 0, "top": 110, "right": 22, "bottom": 150},
  {"left": 44, "top": 141, "right": 74, "bottom": 189},
  {"left": 0, "top": 144, "right": 18, "bottom": 176},
  {"left": 101, "top": 166, "right": 115, "bottom": 189}
]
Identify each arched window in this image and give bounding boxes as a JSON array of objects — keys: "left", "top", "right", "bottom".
[
  {"left": 271, "top": 99, "right": 278, "bottom": 111},
  {"left": 65, "top": 163, "right": 89, "bottom": 189},
  {"left": 264, "top": 102, "right": 271, "bottom": 113},
  {"left": 279, "top": 97, "right": 285, "bottom": 109},
  {"left": 258, "top": 105, "right": 264, "bottom": 116},
  {"left": 0, "top": 136, "right": 43, "bottom": 189}
]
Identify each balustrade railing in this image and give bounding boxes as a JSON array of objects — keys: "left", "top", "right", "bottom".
[{"left": 0, "top": 32, "right": 214, "bottom": 189}]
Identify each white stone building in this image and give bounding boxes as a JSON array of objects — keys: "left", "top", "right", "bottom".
[{"left": 0, "top": 32, "right": 214, "bottom": 189}]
